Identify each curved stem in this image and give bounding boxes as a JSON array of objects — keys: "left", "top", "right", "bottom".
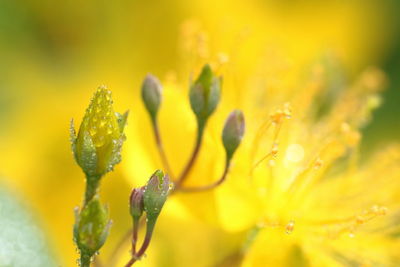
[
  {"left": 131, "top": 218, "right": 140, "bottom": 255},
  {"left": 175, "top": 120, "right": 205, "bottom": 188},
  {"left": 107, "top": 228, "right": 132, "bottom": 267},
  {"left": 125, "top": 219, "right": 156, "bottom": 267},
  {"left": 177, "top": 158, "right": 230, "bottom": 193},
  {"left": 152, "top": 118, "right": 174, "bottom": 178}
]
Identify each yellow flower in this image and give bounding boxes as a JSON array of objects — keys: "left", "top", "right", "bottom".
[
  {"left": 123, "top": 45, "right": 400, "bottom": 266},
  {"left": 212, "top": 66, "right": 400, "bottom": 266}
]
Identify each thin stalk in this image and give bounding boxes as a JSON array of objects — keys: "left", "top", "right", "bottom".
[
  {"left": 84, "top": 175, "right": 100, "bottom": 205},
  {"left": 80, "top": 253, "right": 91, "bottom": 267},
  {"left": 108, "top": 218, "right": 146, "bottom": 267},
  {"left": 131, "top": 218, "right": 140, "bottom": 255},
  {"left": 125, "top": 219, "right": 156, "bottom": 267},
  {"left": 151, "top": 118, "right": 174, "bottom": 178},
  {"left": 177, "top": 158, "right": 230, "bottom": 193},
  {"left": 107, "top": 228, "right": 132, "bottom": 267},
  {"left": 175, "top": 120, "right": 205, "bottom": 188}
]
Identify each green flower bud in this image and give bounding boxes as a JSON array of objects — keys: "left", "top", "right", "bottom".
[
  {"left": 189, "top": 64, "right": 221, "bottom": 124},
  {"left": 74, "top": 197, "right": 111, "bottom": 256},
  {"left": 70, "top": 86, "right": 128, "bottom": 177},
  {"left": 222, "top": 110, "right": 245, "bottom": 160},
  {"left": 129, "top": 187, "right": 145, "bottom": 220},
  {"left": 142, "top": 74, "right": 162, "bottom": 120},
  {"left": 143, "top": 170, "right": 171, "bottom": 221}
]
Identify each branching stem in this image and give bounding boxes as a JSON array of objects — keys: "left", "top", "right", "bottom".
[{"left": 151, "top": 118, "right": 174, "bottom": 178}]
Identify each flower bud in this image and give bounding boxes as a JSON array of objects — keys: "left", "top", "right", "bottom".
[
  {"left": 222, "top": 110, "right": 245, "bottom": 160},
  {"left": 189, "top": 64, "right": 221, "bottom": 124},
  {"left": 74, "top": 197, "right": 111, "bottom": 256},
  {"left": 143, "top": 170, "right": 171, "bottom": 221},
  {"left": 129, "top": 187, "right": 145, "bottom": 220},
  {"left": 70, "top": 86, "right": 128, "bottom": 177},
  {"left": 142, "top": 74, "right": 162, "bottom": 120}
]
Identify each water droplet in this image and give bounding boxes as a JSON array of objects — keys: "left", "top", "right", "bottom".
[
  {"left": 348, "top": 232, "right": 355, "bottom": 238},
  {"left": 89, "top": 127, "right": 97, "bottom": 136},
  {"left": 168, "top": 182, "right": 174, "bottom": 190},
  {"left": 313, "top": 158, "right": 323, "bottom": 169},
  {"left": 95, "top": 136, "right": 105, "bottom": 147},
  {"left": 285, "top": 220, "right": 295, "bottom": 234}
]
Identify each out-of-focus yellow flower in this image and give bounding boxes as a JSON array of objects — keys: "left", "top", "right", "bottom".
[
  {"left": 120, "top": 26, "right": 400, "bottom": 266},
  {"left": 211, "top": 66, "right": 400, "bottom": 266},
  {"left": 0, "top": 1, "right": 399, "bottom": 266}
]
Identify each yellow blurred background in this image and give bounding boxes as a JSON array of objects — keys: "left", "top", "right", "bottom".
[{"left": 0, "top": 0, "right": 399, "bottom": 266}]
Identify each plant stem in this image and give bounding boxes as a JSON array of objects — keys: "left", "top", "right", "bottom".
[
  {"left": 125, "top": 218, "right": 156, "bottom": 267},
  {"left": 107, "top": 228, "right": 132, "bottom": 267},
  {"left": 84, "top": 175, "right": 100, "bottom": 205},
  {"left": 80, "top": 253, "right": 91, "bottom": 267},
  {"left": 131, "top": 218, "right": 140, "bottom": 254},
  {"left": 175, "top": 120, "right": 205, "bottom": 188},
  {"left": 152, "top": 118, "right": 174, "bottom": 178},
  {"left": 177, "top": 158, "right": 231, "bottom": 193}
]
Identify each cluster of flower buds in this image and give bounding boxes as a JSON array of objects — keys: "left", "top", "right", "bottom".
[
  {"left": 70, "top": 86, "right": 128, "bottom": 266},
  {"left": 141, "top": 64, "right": 245, "bottom": 191},
  {"left": 126, "top": 171, "right": 172, "bottom": 266},
  {"left": 69, "top": 63, "right": 246, "bottom": 267}
]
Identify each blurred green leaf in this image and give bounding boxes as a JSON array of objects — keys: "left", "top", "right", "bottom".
[{"left": 0, "top": 185, "right": 57, "bottom": 267}]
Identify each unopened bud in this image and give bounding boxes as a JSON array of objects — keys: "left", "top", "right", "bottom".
[
  {"left": 70, "top": 86, "right": 128, "bottom": 177},
  {"left": 129, "top": 187, "right": 145, "bottom": 220},
  {"left": 142, "top": 74, "right": 162, "bottom": 120},
  {"left": 143, "top": 170, "right": 171, "bottom": 221},
  {"left": 222, "top": 110, "right": 245, "bottom": 160},
  {"left": 189, "top": 64, "right": 221, "bottom": 125},
  {"left": 74, "top": 197, "right": 111, "bottom": 256}
]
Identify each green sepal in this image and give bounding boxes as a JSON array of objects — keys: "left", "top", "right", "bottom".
[
  {"left": 116, "top": 110, "right": 129, "bottom": 133},
  {"left": 189, "top": 64, "right": 221, "bottom": 123},
  {"left": 77, "top": 131, "right": 98, "bottom": 177},
  {"left": 143, "top": 170, "right": 171, "bottom": 221},
  {"left": 70, "top": 119, "right": 78, "bottom": 161},
  {"left": 74, "top": 197, "right": 111, "bottom": 256}
]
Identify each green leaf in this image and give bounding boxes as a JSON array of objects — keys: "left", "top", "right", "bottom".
[{"left": 0, "top": 185, "right": 57, "bottom": 267}]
